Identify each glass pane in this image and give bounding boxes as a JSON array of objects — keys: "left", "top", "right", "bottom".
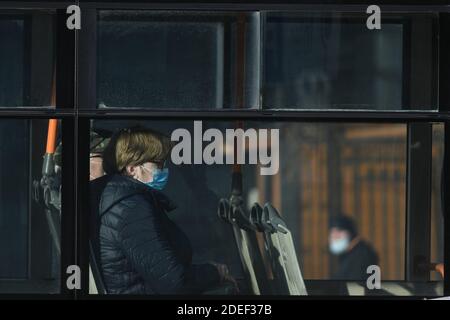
[
  {"left": 97, "top": 11, "right": 260, "bottom": 109},
  {"left": 0, "top": 119, "right": 61, "bottom": 293},
  {"left": 263, "top": 12, "right": 438, "bottom": 111},
  {"left": 0, "top": 11, "right": 55, "bottom": 108},
  {"left": 89, "top": 120, "right": 443, "bottom": 296},
  {"left": 272, "top": 123, "right": 407, "bottom": 280},
  {"left": 0, "top": 120, "right": 29, "bottom": 278}
]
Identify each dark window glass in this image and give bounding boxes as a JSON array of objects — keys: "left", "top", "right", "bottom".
[
  {"left": 263, "top": 12, "right": 438, "bottom": 111},
  {"left": 0, "top": 11, "right": 55, "bottom": 108},
  {"left": 0, "top": 19, "right": 25, "bottom": 107},
  {"left": 97, "top": 11, "right": 260, "bottom": 109},
  {"left": 0, "top": 120, "right": 29, "bottom": 278},
  {"left": 0, "top": 119, "right": 61, "bottom": 293}
]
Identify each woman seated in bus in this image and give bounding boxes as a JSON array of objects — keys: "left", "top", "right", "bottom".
[{"left": 98, "top": 126, "right": 235, "bottom": 294}]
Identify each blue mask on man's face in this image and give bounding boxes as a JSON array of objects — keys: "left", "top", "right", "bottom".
[{"left": 145, "top": 167, "right": 169, "bottom": 190}]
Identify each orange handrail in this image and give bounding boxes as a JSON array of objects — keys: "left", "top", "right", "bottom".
[{"left": 46, "top": 119, "right": 58, "bottom": 154}]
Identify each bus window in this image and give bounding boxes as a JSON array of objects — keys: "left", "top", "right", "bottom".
[
  {"left": 95, "top": 11, "right": 260, "bottom": 109},
  {"left": 0, "top": 120, "right": 29, "bottom": 279},
  {"left": 0, "top": 11, "right": 55, "bottom": 108},
  {"left": 88, "top": 120, "right": 443, "bottom": 296},
  {"left": 263, "top": 12, "right": 438, "bottom": 111},
  {"left": 0, "top": 119, "right": 61, "bottom": 294}
]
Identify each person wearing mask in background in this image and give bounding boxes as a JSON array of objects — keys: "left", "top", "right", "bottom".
[
  {"left": 329, "top": 214, "right": 379, "bottom": 281},
  {"left": 95, "top": 126, "right": 236, "bottom": 294}
]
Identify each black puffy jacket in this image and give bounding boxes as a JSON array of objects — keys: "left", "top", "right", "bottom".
[{"left": 95, "top": 174, "right": 220, "bottom": 294}]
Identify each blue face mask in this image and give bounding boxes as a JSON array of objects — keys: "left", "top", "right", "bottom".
[
  {"left": 144, "top": 167, "right": 169, "bottom": 191},
  {"left": 329, "top": 236, "right": 350, "bottom": 255}
]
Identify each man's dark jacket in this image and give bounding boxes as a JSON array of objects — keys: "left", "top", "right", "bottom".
[
  {"left": 332, "top": 239, "right": 379, "bottom": 281},
  {"left": 90, "top": 174, "right": 220, "bottom": 294}
]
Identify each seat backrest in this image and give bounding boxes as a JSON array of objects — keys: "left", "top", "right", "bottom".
[
  {"left": 89, "top": 266, "right": 98, "bottom": 294},
  {"left": 263, "top": 203, "right": 308, "bottom": 296}
]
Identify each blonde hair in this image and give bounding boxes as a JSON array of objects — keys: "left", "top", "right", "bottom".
[{"left": 103, "top": 127, "right": 172, "bottom": 174}]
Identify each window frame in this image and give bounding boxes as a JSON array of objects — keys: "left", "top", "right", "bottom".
[
  {"left": 0, "top": 1, "right": 448, "bottom": 299},
  {"left": 0, "top": 2, "right": 76, "bottom": 298}
]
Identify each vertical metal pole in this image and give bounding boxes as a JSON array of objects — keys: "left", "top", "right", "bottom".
[{"left": 405, "top": 122, "right": 432, "bottom": 282}]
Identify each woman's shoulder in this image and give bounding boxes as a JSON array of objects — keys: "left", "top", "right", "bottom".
[
  {"left": 100, "top": 192, "right": 157, "bottom": 232},
  {"left": 99, "top": 175, "right": 153, "bottom": 215},
  {"left": 99, "top": 174, "right": 177, "bottom": 220}
]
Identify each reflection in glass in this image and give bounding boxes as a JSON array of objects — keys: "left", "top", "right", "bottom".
[
  {"left": 263, "top": 13, "right": 437, "bottom": 111},
  {"left": 97, "top": 11, "right": 260, "bottom": 109},
  {"left": 0, "top": 12, "right": 55, "bottom": 108}
]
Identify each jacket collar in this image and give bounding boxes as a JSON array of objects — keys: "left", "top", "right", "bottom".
[{"left": 99, "top": 174, "right": 176, "bottom": 216}]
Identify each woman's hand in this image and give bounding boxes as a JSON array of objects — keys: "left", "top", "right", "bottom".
[
  {"left": 435, "top": 263, "right": 444, "bottom": 278},
  {"left": 210, "top": 262, "right": 240, "bottom": 293}
]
